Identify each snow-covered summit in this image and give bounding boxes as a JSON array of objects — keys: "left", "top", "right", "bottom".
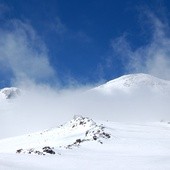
[
  {"left": 0, "top": 87, "right": 20, "bottom": 99},
  {"left": 60, "top": 115, "right": 96, "bottom": 130},
  {"left": 93, "top": 73, "right": 170, "bottom": 94}
]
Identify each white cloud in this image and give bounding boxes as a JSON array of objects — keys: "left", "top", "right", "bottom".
[
  {"left": 0, "top": 20, "right": 56, "bottom": 85},
  {"left": 111, "top": 12, "right": 170, "bottom": 80},
  {"left": 1, "top": 82, "right": 170, "bottom": 139}
]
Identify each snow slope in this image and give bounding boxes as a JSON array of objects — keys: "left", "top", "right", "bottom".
[
  {"left": 0, "top": 116, "right": 111, "bottom": 154},
  {"left": 93, "top": 73, "right": 170, "bottom": 94},
  {"left": 0, "top": 116, "right": 170, "bottom": 169},
  {"left": 0, "top": 74, "right": 170, "bottom": 169}
]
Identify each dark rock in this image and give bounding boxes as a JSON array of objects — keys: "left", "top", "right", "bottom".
[
  {"left": 93, "top": 136, "right": 97, "bottom": 140},
  {"left": 76, "top": 139, "right": 82, "bottom": 143},
  {"left": 16, "top": 149, "right": 23, "bottom": 153},
  {"left": 79, "top": 121, "right": 83, "bottom": 125},
  {"left": 42, "top": 146, "right": 55, "bottom": 154},
  {"left": 85, "top": 130, "right": 89, "bottom": 136},
  {"left": 105, "top": 133, "right": 111, "bottom": 138}
]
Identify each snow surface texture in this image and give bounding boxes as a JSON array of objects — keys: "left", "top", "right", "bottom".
[{"left": 0, "top": 116, "right": 170, "bottom": 169}]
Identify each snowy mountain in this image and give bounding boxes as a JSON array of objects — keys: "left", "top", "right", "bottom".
[
  {"left": 0, "top": 116, "right": 111, "bottom": 155},
  {"left": 0, "top": 116, "right": 170, "bottom": 169},
  {"left": 0, "top": 87, "right": 20, "bottom": 100},
  {"left": 0, "top": 74, "right": 170, "bottom": 169},
  {"left": 93, "top": 73, "right": 170, "bottom": 94},
  {"left": 1, "top": 74, "right": 169, "bottom": 100}
]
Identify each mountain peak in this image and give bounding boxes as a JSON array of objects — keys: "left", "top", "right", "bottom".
[
  {"left": 0, "top": 87, "right": 20, "bottom": 99},
  {"left": 0, "top": 116, "right": 111, "bottom": 155},
  {"left": 93, "top": 73, "right": 170, "bottom": 94}
]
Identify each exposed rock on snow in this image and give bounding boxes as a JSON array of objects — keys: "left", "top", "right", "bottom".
[
  {"left": 65, "top": 116, "right": 111, "bottom": 149},
  {"left": 16, "top": 146, "right": 56, "bottom": 155},
  {"left": 1, "top": 120, "right": 170, "bottom": 170},
  {"left": 15, "top": 116, "right": 111, "bottom": 155}
]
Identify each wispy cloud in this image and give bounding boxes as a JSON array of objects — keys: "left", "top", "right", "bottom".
[
  {"left": 0, "top": 5, "right": 92, "bottom": 86},
  {"left": 51, "top": 17, "right": 67, "bottom": 35},
  {"left": 111, "top": 11, "right": 170, "bottom": 80},
  {"left": 0, "top": 19, "right": 56, "bottom": 85}
]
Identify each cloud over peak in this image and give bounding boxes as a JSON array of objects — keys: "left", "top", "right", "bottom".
[{"left": 111, "top": 12, "right": 170, "bottom": 80}]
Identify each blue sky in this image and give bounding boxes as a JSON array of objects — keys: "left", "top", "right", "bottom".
[{"left": 0, "top": 0, "right": 170, "bottom": 88}]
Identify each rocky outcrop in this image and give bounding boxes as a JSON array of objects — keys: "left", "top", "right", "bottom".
[
  {"left": 16, "top": 116, "right": 111, "bottom": 155},
  {"left": 16, "top": 146, "right": 56, "bottom": 155}
]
